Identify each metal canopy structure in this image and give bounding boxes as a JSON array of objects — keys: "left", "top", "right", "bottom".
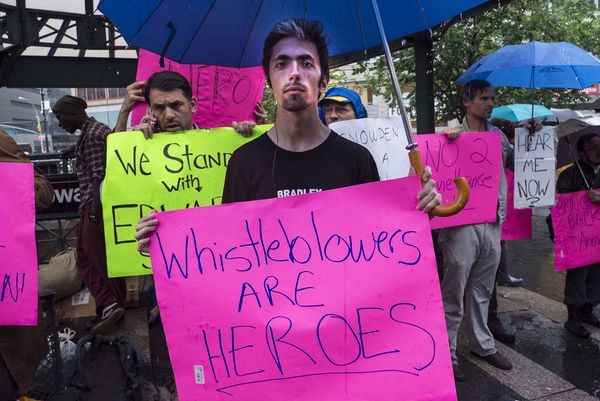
[
  {"left": 1, "top": 0, "right": 511, "bottom": 132},
  {"left": 0, "top": 0, "right": 137, "bottom": 87}
]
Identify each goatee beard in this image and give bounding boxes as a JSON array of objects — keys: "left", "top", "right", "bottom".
[{"left": 282, "top": 95, "right": 309, "bottom": 111}]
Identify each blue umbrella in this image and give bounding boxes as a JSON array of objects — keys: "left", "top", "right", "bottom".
[
  {"left": 491, "top": 104, "right": 554, "bottom": 122},
  {"left": 457, "top": 41, "right": 600, "bottom": 89},
  {"left": 99, "top": 0, "right": 495, "bottom": 68}
]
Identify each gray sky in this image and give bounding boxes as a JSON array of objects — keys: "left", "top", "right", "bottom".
[{"left": 0, "top": 0, "right": 101, "bottom": 14}]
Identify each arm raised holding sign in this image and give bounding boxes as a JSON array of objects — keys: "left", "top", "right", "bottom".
[{"left": 114, "top": 80, "right": 146, "bottom": 133}]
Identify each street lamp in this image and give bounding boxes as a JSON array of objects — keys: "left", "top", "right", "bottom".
[{"left": 18, "top": 95, "right": 47, "bottom": 153}]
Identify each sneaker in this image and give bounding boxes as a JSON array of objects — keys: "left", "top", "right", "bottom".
[
  {"left": 488, "top": 319, "right": 516, "bottom": 344},
  {"left": 471, "top": 351, "right": 513, "bottom": 370},
  {"left": 91, "top": 303, "right": 125, "bottom": 335},
  {"left": 453, "top": 363, "right": 466, "bottom": 381}
]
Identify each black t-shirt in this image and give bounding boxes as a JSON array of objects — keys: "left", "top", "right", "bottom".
[{"left": 222, "top": 130, "right": 380, "bottom": 203}]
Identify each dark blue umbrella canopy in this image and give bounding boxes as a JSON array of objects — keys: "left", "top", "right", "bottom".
[
  {"left": 457, "top": 41, "right": 600, "bottom": 89},
  {"left": 99, "top": 0, "right": 494, "bottom": 67}
]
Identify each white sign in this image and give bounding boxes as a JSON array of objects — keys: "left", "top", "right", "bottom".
[
  {"left": 513, "top": 127, "right": 556, "bottom": 208},
  {"left": 330, "top": 117, "right": 411, "bottom": 180}
]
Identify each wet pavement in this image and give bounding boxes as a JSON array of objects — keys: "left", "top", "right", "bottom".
[
  {"left": 456, "top": 354, "right": 525, "bottom": 400},
  {"left": 504, "top": 309, "right": 600, "bottom": 399},
  {"left": 506, "top": 214, "right": 565, "bottom": 303}
]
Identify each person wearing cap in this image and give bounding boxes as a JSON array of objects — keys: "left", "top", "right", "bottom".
[
  {"left": 318, "top": 87, "right": 367, "bottom": 126},
  {"left": 52, "top": 95, "right": 126, "bottom": 335}
]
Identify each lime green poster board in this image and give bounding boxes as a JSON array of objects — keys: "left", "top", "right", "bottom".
[{"left": 102, "top": 126, "right": 269, "bottom": 277}]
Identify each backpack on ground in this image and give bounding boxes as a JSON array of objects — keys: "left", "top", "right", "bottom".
[{"left": 49, "top": 334, "right": 152, "bottom": 401}]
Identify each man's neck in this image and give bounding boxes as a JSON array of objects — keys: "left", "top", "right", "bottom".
[
  {"left": 77, "top": 115, "right": 90, "bottom": 131},
  {"left": 583, "top": 159, "right": 600, "bottom": 174},
  {"left": 268, "top": 106, "right": 329, "bottom": 152},
  {"left": 465, "top": 114, "right": 487, "bottom": 132}
]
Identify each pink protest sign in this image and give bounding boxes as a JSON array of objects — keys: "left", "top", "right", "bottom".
[
  {"left": 415, "top": 132, "right": 502, "bottom": 230},
  {"left": 0, "top": 162, "right": 38, "bottom": 325},
  {"left": 131, "top": 49, "right": 265, "bottom": 129},
  {"left": 551, "top": 190, "right": 600, "bottom": 271},
  {"left": 150, "top": 177, "right": 456, "bottom": 401},
  {"left": 502, "top": 169, "right": 532, "bottom": 240}
]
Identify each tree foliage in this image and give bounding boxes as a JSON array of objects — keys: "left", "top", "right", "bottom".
[{"left": 353, "top": 0, "right": 600, "bottom": 123}]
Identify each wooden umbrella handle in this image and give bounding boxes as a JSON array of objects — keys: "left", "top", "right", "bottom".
[{"left": 409, "top": 148, "right": 470, "bottom": 217}]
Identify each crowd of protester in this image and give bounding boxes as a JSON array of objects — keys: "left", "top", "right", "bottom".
[{"left": 1, "top": 17, "right": 599, "bottom": 399}]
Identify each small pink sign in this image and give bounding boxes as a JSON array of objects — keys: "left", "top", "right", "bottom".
[
  {"left": 415, "top": 132, "right": 502, "bottom": 230},
  {"left": 150, "top": 177, "right": 456, "bottom": 401},
  {"left": 0, "top": 162, "right": 38, "bottom": 326},
  {"left": 502, "top": 169, "right": 532, "bottom": 240},
  {"left": 552, "top": 190, "right": 600, "bottom": 271},
  {"left": 131, "top": 49, "right": 265, "bottom": 129}
]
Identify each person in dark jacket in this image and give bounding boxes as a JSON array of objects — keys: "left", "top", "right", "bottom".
[{"left": 556, "top": 132, "right": 600, "bottom": 338}]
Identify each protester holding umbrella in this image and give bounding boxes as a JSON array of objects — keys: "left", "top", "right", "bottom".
[
  {"left": 100, "top": 0, "right": 473, "bottom": 219},
  {"left": 135, "top": 18, "right": 442, "bottom": 251},
  {"left": 556, "top": 132, "right": 600, "bottom": 338}
]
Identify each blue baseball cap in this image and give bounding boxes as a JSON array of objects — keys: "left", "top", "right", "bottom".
[{"left": 319, "top": 87, "right": 367, "bottom": 119}]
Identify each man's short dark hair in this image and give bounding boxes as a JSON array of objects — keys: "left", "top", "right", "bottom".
[
  {"left": 577, "top": 132, "right": 600, "bottom": 153},
  {"left": 460, "top": 80, "right": 492, "bottom": 102},
  {"left": 262, "top": 18, "right": 329, "bottom": 87},
  {"left": 144, "top": 70, "right": 193, "bottom": 104}
]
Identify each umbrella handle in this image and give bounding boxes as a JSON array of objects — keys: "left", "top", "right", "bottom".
[{"left": 409, "top": 148, "right": 470, "bottom": 217}]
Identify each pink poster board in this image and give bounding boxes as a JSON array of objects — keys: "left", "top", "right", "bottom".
[
  {"left": 502, "top": 169, "right": 533, "bottom": 240},
  {"left": 415, "top": 132, "right": 502, "bottom": 230},
  {"left": 552, "top": 190, "right": 600, "bottom": 271},
  {"left": 131, "top": 49, "right": 265, "bottom": 129},
  {"left": 0, "top": 162, "right": 38, "bottom": 325},
  {"left": 149, "top": 177, "right": 456, "bottom": 401}
]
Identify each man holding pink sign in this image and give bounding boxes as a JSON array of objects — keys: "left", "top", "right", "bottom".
[
  {"left": 554, "top": 132, "right": 600, "bottom": 339},
  {"left": 113, "top": 48, "right": 267, "bottom": 137},
  {"left": 438, "top": 80, "right": 513, "bottom": 380}
]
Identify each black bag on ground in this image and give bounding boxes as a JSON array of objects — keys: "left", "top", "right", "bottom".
[{"left": 49, "top": 334, "right": 151, "bottom": 401}]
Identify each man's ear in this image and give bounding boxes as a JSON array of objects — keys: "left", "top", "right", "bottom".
[
  {"left": 190, "top": 97, "right": 197, "bottom": 113},
  {"left": 462, "top": 97, "right": 470, "bottom": 110},
  {"left": 318, "top": 78, "right": 328, "bottom": 96}
]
